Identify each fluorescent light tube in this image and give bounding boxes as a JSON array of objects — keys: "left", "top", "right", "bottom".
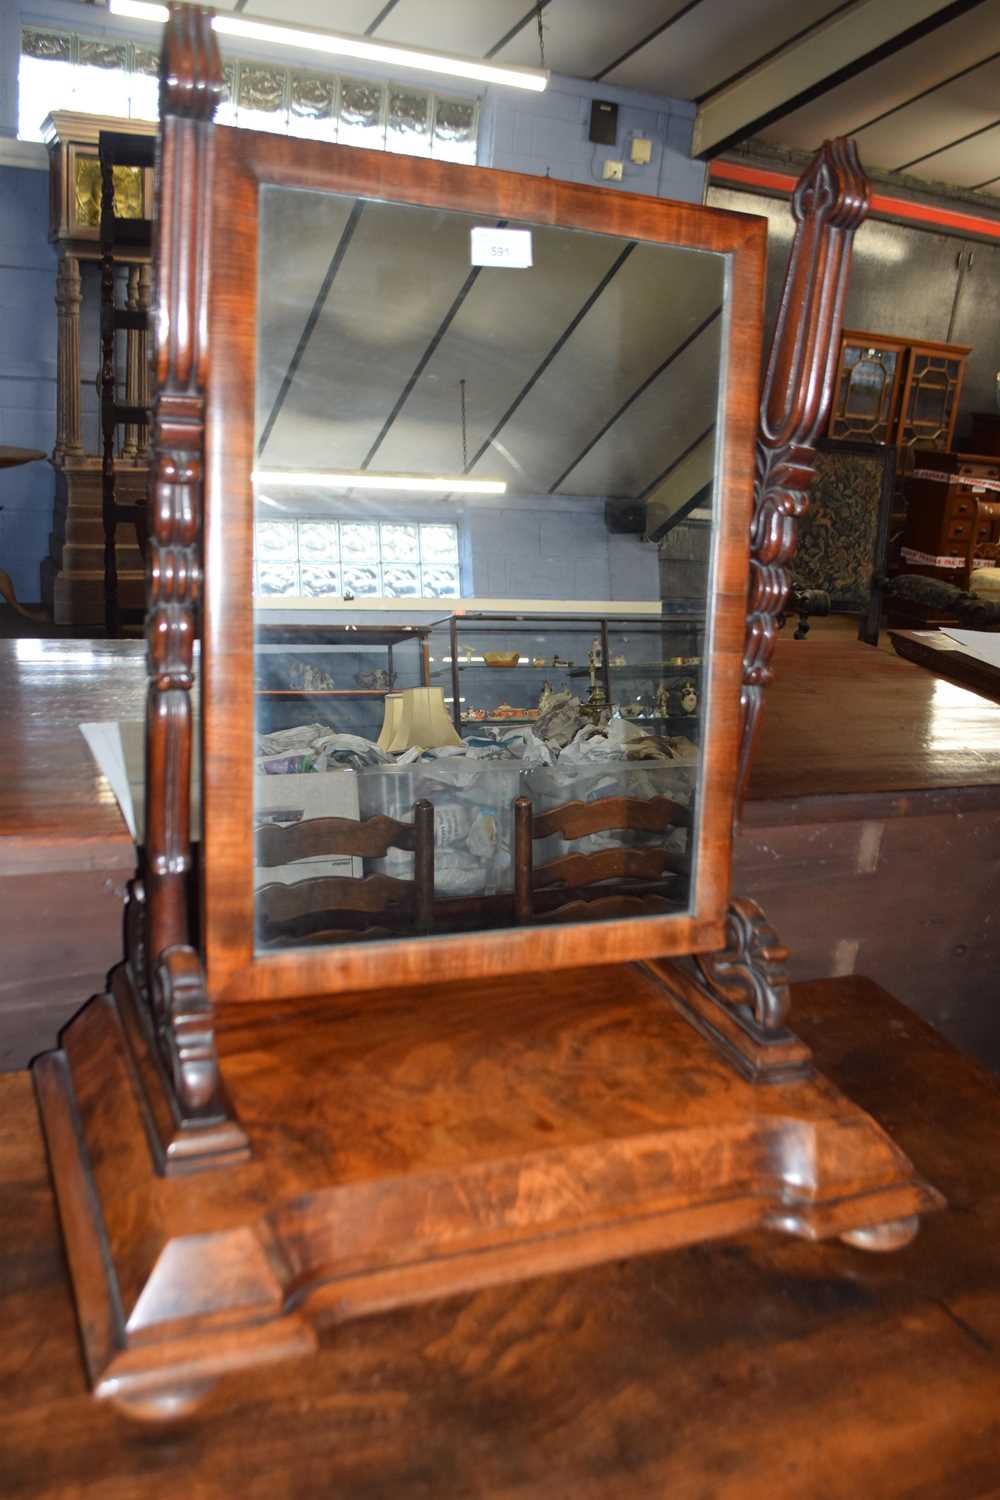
[
  {"left": 109, "top": 2, "right": 549, "bottom": 92},
  {"left": 253, "top": 470, "right": 507, "bottom": 495},
  {"left": 109, "top": 0, "right": 169, "bottom": 19}
]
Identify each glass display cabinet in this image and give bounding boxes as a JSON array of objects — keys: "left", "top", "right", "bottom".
[
  {"left": 430, "top": 612, "right": 704, "bottom": 740},
  {"left": 254, "top": 621, "right": 430, "bottom": 738},
  {"left": 33, "top": 8, "right": 942, "bottom": 1424}
]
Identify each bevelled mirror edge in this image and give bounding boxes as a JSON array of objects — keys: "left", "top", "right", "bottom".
[{"left": 199, "top": 124, "right": 767, "bottom": 1004}]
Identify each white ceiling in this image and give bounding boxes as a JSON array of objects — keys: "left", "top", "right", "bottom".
[
  {"left": 164, "top": 0, "right": 1000, "bottom": 193},
  {"left": 255, "top": 189, "right": 723, "bottom": 503}
]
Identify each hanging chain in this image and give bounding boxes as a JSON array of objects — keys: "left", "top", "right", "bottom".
[
  {"left": 535, "top": 0, "right": 546, "bottom": 70},
  {"left": 459, "top": 378, "right": 468, "bottom": 472}
]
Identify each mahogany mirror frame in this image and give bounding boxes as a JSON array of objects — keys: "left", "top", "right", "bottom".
[{"left": 199, "top": 125, "right": 767, "bottom": 1005}]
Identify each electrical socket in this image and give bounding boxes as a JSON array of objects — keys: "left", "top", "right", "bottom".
[
  {"left": 602, "top": 159, "right": 624, "bottom": 182},
  {"left": 630, "top": 137, "right": 652, "bottom": 165}
]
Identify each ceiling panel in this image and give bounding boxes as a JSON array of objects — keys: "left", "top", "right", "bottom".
[
  {"left": 370, "top": 231, "right": 629, "bottom": 477},
  {"left": 905, "top": 120, "right": 1000, "bottom": 188},
  {"left": 602, "top": 0, "right": 842, "bottom": 102},
  {"left": 561, "top": 320, "right": 721, "bottom": 498},
  {"left": 490, "top": 0, "right": 690, "bottom": 81},
  {"left": 468, "top": 242, "right": 723, "bottom": 495},
  {"left": 755, "top": 0, "right": 1000, "bottom": 153},
  {"left": 239, "top": 0, "right": 391, "bottom": 29},
  {"left": 841, "top": 53, "right": 1000, "bottom": 175},
  {"left": 256, "top": 187, "right": 357, "bottom": 448},
  {"left": 371, "top": 0, "right": 537, "bottom": 59},
  {"left": 260, "top": 198, "right": 492, "bottom": 468},
  {"left": 259, "top": 187, "right": 725, "bottom": 498}
]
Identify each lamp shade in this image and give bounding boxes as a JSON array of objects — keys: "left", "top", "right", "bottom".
[
  {"left": 377, "top": 692, "right": 404, "bottom": 751},
  {"left": 387, "top": 687, "right": 463, "bottom": 752}
]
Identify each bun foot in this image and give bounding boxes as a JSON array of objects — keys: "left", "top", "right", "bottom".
[
  {"left": 840, "top": 1215, "right": 920, "bottom": 1253},
  {"left": 107, "top": 1380, "right": 217, "bottom": 1424}
]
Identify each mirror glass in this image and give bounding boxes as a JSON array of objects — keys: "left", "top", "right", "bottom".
[{"left": 253, "top": 184, "right": 725, "bottom": 952}]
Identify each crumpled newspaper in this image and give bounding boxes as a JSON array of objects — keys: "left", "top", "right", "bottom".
[
  {"left": 256, "top": 723, "right": 393, "bottom": 773},
  {"left": 559, "top": 719, "right": 677, "bottom": 764}
]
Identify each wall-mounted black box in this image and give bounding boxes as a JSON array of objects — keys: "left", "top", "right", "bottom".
[{"left": 589, "top": 99, "right": 619, "bottom": 146}]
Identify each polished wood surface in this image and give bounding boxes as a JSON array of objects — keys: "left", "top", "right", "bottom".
[
  {"left": 0, "top": 638, "right": 143, "bottom": 867},
  {"left": 890, "top": 626, "right": 1000, "bottom": 704},
  {"left": 34, "top": 959, "right": 938, "bottom": 1418},
  {"left": 747, "top": 629, "right": 1000, "bottom": 805},
  {"left": 0, "top": 639, "right": 143, "bottom": 1067},
  {"left": 4, "top": 975, "right": 998, "bottom": 1496}
]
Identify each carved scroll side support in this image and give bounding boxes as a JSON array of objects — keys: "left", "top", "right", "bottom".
[
  {"left": 693, "top": 898, "right": 791, "bottom": 1033},
  {"left": 142, "top": 5, "right": 227, "bottom": 1124},
  {"left": 738, "top": 139, "right": 869, "bottom": 797}
]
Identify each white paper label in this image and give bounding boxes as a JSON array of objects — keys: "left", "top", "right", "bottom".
[{"left": 470, "top": 227, "right": 533, "bottom": 268}]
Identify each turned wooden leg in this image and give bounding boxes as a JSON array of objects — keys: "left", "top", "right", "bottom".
[
  {"left": 107, "top": 1380, "right": 218, "bottom": 1424},
  {"left": 840, "top": 1215, "right": 920, "bottom": 1253}
]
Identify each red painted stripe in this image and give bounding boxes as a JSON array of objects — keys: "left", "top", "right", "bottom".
[{"left": 708, "top": 159, "right": 1000, "bottom": 242}]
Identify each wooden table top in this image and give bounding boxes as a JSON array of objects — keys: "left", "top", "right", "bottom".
[
  {"left": 2, "top": 628, "right": 999, "bottom": 876},
  {"left": 0, "top": 445, "right": 46, "bottom": 470},
  {"left": 890, "top": 627, "right": 1000, "bottom": 705},
  {"left": 749, "top": 629, "right": 1000, "bottom": 804},
  {"left": 4, "top": 973, "right": 1000, "bottom": 1497},
  {"left": 0, "top": 638, "right": 145, "bottom": 875}
]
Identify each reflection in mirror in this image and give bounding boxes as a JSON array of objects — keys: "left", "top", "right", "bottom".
[{"left": 253, "top": 185, "right": 724, "bottom": 952}]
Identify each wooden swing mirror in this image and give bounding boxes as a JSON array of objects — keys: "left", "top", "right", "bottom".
[{"left": 34, "top": 6, "right": 942, "bottom": 1424}]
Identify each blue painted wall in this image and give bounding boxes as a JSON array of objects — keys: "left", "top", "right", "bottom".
[
  {"left": 0, "top": 162, "right": 56, "bottom": 602},
  {"left": 481, "top": 74, "right": 704, "bottom": 205}
]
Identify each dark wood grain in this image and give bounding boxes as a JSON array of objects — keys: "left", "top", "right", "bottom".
[
  {"left": 740, "top": 139, "right": 869, "bottom": 796},
  {"left": 531, "top": 794, "right": 692, "bottom": 840},
  {"left": 8, "top": 976, "right": 1000, "bottom": 1495},
  {"left": 256, "top": 813, "right": 422, "bottom": 864},
  {"left": 34, "top": 958, "right": 940, "bottom": 1416},
  {"left": 890, "top": 627, "right": 1000, "bottom": 704},
  {"left": 746, "top": 630, "right": 1000, "bottom": 803}
]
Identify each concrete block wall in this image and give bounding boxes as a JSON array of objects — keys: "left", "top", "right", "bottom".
[
  {"left": 479, "top": 74, "right": 705, "bottom": 206},
  {"left": 0, "top": 163, "right": 57, "bottom": 603}
]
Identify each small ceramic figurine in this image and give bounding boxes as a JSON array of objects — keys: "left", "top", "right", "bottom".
[
  {"left": 655, "top": 683, "right": 670, "bottom": 719},
  {"left": 679, "top": 680, "right": 698, "bottom": 715}
]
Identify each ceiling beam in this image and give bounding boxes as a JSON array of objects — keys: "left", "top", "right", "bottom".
[{"left": 692, "top": 0, "right": 990, "bottom": 161}]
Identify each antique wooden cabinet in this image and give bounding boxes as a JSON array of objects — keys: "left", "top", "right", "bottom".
[
  {"left": 828, "top": 328, "right": 970, "bottom": 450},
  {"left": 33, "top": 7, "right": 941, "bottom": 1422}
]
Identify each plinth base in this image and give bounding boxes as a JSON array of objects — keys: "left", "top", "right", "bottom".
[{"left": 34, "top": 961, "right": 942, "bottom": 1420}]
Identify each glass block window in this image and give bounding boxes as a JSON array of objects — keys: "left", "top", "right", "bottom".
[
  {"left": 19, "top": 27, "right": 478, "bottom": 164},
  {"left": 254, "top": 519, "right": 461, "bottom": 599}
]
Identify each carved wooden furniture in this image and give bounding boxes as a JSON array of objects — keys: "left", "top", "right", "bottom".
[
  {"left": 898, "top": 449, "right": 1000, "bottom": 589},
  {"left": 827, "top": 329, "right": 969, "bottom": 451},
  {"left": 99, "top": 131, "right": 154, "bottom": 636},
  {"left": 31, "top": 7, "right": 943, "bottom": 1423},
  {"left": 256, "top": 802, "right": 435, "bottom": 944},
  {"left": 42, "top": 111, "right": 155, "bottom": 626},
  {"left": 511, "top": 792, "right": 691, "bottom": 924}
]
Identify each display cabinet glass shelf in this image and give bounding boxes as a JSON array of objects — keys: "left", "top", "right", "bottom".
[
  {"left": 431, "top": 612, "right": 704, "bottom": 740},
  {"left": 254, "top": 621, "right": 429, "bottom": 737}
]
